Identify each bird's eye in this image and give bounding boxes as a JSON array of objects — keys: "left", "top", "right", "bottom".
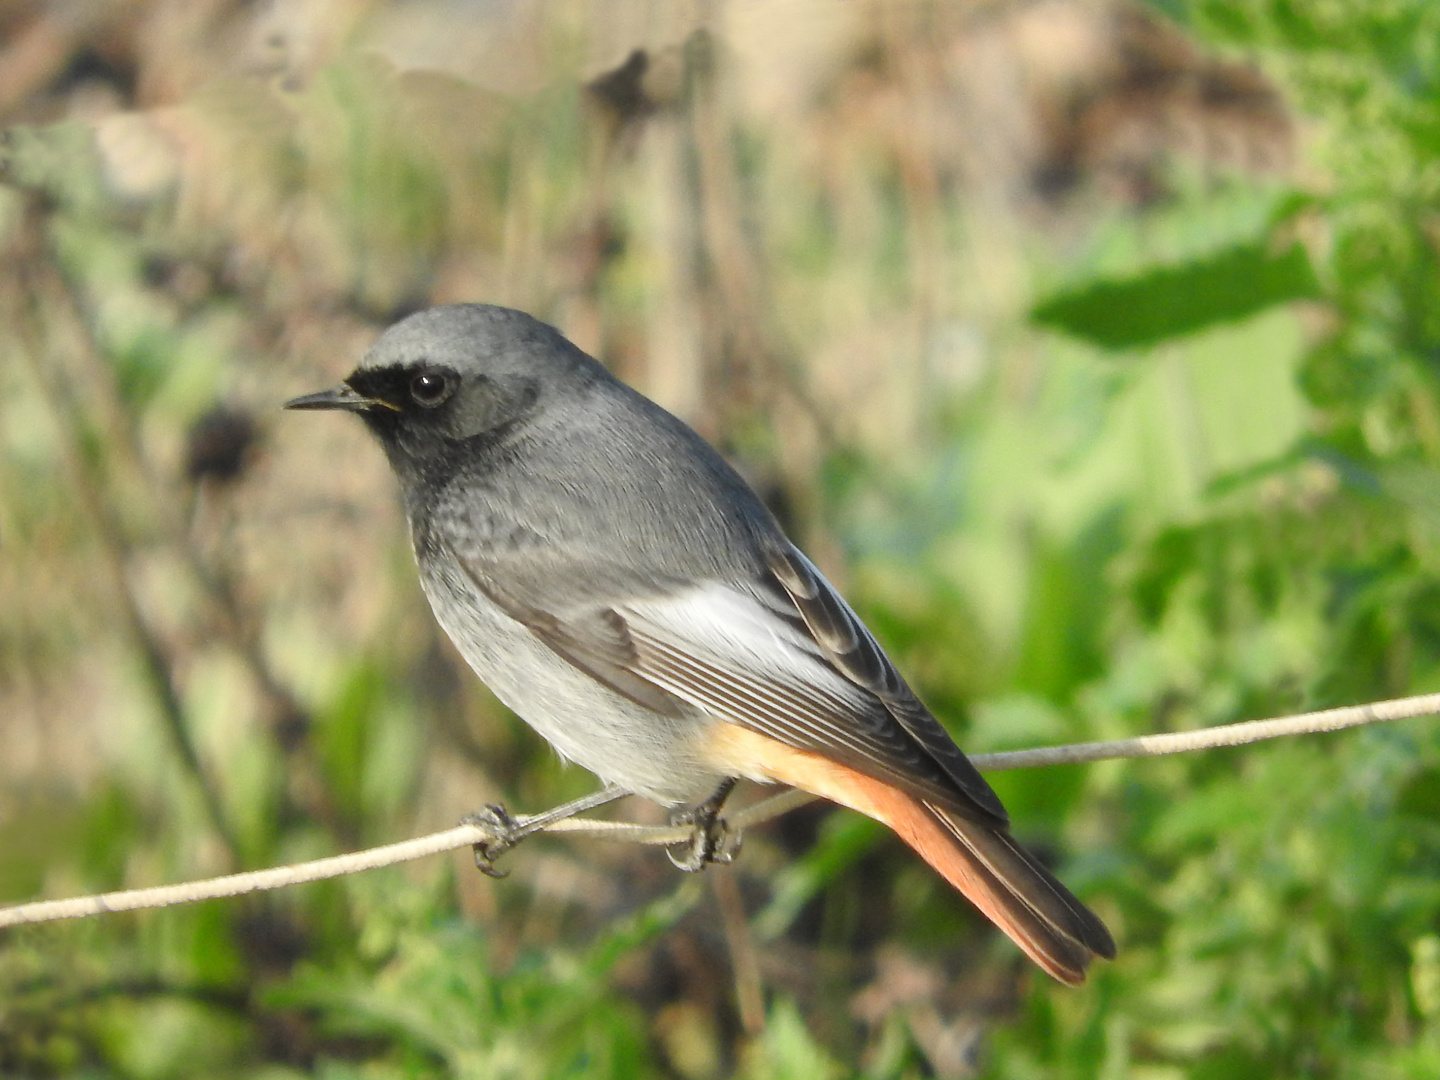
[{"left": 409, "top": 370, "right": 453, "bottom": 407}]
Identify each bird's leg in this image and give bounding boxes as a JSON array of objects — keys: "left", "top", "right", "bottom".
[
  {"left": 463, "top": 785, "right": 629, "bottom": 877},
  {"left": 667, "top": 778, "right": 741, "bottom": 872}
]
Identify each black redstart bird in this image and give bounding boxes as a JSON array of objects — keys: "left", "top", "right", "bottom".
[{"left": 286, "top": 304, "right": 1115, "bottom": 983}]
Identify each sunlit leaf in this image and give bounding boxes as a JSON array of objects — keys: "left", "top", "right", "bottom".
[{"left": 1032, "top": 241, "right": 1321, "bottom": 350}]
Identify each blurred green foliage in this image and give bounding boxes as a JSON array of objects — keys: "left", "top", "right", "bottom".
[
  {"left": 1030, "top": 238, "right": 1320, "bottom": 350},
  {"left": 4, "top": 0, "right": 1440, "bottom": 1077}
]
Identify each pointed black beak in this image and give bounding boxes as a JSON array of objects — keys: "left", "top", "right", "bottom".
[{"left": 284, "top": 384, "right": 397, "bottom": 412}]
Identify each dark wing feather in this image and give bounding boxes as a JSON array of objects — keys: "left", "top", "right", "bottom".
[
  {"left": 450, "top": 528, "right": 1008, "bottom": 825},
  {"left": 763, "top": 543, "right": 1008, "bottom": 824},
  {"left": 623, "top": 615, "right": 992, "bottom": 814}
]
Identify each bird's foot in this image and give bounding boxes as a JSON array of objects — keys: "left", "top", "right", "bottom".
[
  {"left": 462, "top": 803, "right": 526, "bottom": 878},
  {"left": 666, "top": 779, "right": 741, "bottom": 872},
  {"left": 461, "top": 786, "right": 630, "bottom": 878}
]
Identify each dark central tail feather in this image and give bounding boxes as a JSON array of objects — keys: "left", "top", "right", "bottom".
[
  {"left": 925, "top": 802, "right": 1116, "bottom": 982},
  {"left": 808, "top": 774, "right": 1113, "bottom": 982}
]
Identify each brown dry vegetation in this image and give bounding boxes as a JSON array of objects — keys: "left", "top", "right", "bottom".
[{"left": 7, "top": 1, "right": 1438, "bottom": 1078}]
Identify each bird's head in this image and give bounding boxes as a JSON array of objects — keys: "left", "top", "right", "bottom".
[{"left": 285, "top": 304, "right": 592, "bottom": 471}]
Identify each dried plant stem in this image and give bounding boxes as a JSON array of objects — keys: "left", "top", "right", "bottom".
[
  {"left": 6, "top": 245, "right": 240, "bottom": 865},
  {"left": 3, "top": 691, "right": 1437, "bottom": 931}
]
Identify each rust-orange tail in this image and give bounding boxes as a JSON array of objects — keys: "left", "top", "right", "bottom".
[
  {"left": 715, "top": 726, "right": 1115, "bottom": 983},
  {"left": 872, "top": 785, "right": 1115, "bottom": 983}
]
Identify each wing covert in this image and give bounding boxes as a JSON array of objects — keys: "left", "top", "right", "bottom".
[
  {"left": 763, "top": 543, "right": 1008, "bottom": 823},
  {"left": 439, "top": 515, "right": 1007, "bottom": 824}
]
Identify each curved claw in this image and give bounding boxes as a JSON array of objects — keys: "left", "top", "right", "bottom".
[
  {"left": 473, "top": 848, "right": 511, "bottom": 879},
  {"left": 462, "top": 803, "right": 521, "bottom": 878}
]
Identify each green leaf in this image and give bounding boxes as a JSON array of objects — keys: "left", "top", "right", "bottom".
[{"left": 1031, "top": 241, "right": 1322, "bottom": 350}]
